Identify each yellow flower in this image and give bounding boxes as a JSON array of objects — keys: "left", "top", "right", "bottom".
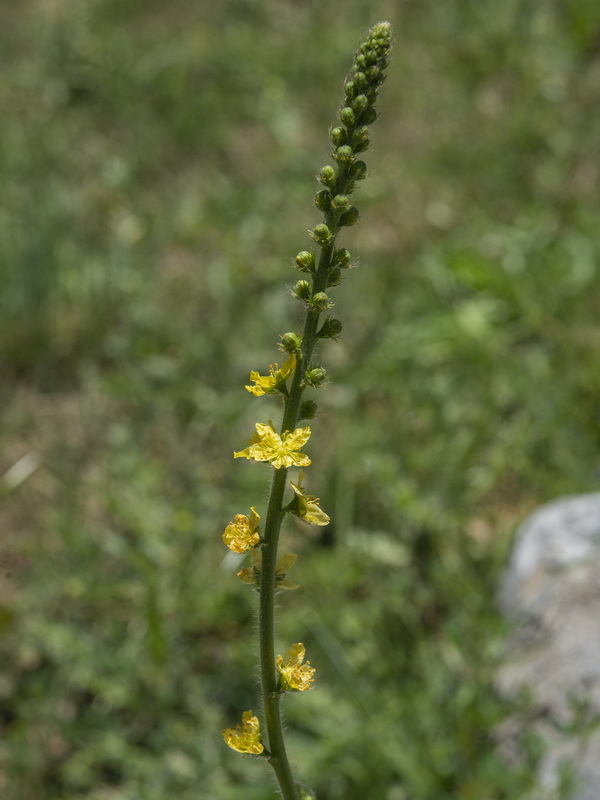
[
  {"left": 222, "top": 710, "right": 264, "bottom": 755},
  {"left": 290, "top": 472, "right": 330, "bottom": 526},
  {"left": 276, "top": 643, "right": 315, "bottom": 692},
  {"left": 222, "top": 507, "right": 261, "bottom": 553},
  {"left": 246, "top": 354, "right": 296, "bottom": 397},
  {"left": 234, "top": 421, "right": 311, "bottom": 469},
  {"left": 237, "top": 550, "right": 299, "bottom": 590}
]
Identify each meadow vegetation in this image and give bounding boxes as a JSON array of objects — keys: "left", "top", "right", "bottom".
[{"left": 1, "top": 1, "right": 599, "bottom": 798}]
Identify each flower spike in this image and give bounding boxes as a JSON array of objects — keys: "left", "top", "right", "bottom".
[{"left": 223, "top": 21, "right": 392, "bottom": 797}]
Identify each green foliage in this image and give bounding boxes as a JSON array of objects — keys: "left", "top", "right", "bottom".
[{"left": 1, "top": 0, "right": 599, "bottom": 798}]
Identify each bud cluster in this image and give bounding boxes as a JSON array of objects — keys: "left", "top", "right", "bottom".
[
  {"left": 290, "top": 21, "right": 391, "bottom": 414},
  {"left": 293, "top": 21, "right": 392, "bottom": 310}
]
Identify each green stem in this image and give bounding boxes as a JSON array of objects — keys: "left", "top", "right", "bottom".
[{"left": 259, "top": 465, "right": 297, "bottom": 799}]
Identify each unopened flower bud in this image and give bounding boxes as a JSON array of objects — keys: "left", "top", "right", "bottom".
[
  {"left": 353, "top": 94, "right": 368, "bottom": 114},
  {"left": 362, "top": 107, "right": 377, "bottom": 125},
  {"left": 330, "top": 127, "right": 347, "bottom": 147},
  {"left": 298, "top": 399, "right": 318, "bottom": 421},
  {"left": 280, "top": 332, "right": 302, "bottom": 352},
  {"left": 311, "top": 292, "right": 333, "bottom": 311},
  {"left": 339, "top": 206, "right": 360, "bottom": 227},
  {"left": 309, "top": 224, "right": 332, "bottom": 246},
  {"left": 340, "top": 107, "right": 355, "bottom": 127},
  {"left": 314, "top": 189, "right": 332, "bottom": 213},
  {"left": 354, "top": 71, "right": 367, "bottom": 89},
  {"left": 293, "top": 280, "right": 312, "bottom": 301},
  {"left": 305, "top": 366, "right": 327, "bottom": 388},
  {"left": 334, "top": 248, "right": 351, "bottom": 267},
  {"left": 333, "top": 145, "right": 353, "bottom": 164},
  {"left": 295, "top": 250, "right": 315, "bottom": 272},
  {"left": 366, "top": 65, "right": 381, "bottom": 83},
  {"left": 352, "top": 126, "right": 370, "bottom": 152},
  {"left": 344, "top": 80, "right": 356, "bottom": 100},
  {"left": 317, "top": 316, "right": 343, "bottom": 339},
  {"left": 331, "top": 194, "right": 350, "bottom": 213},
  {"left": 350, "top": 160, "right": 367, "bottom": 180},
  {"left": 318, "top": 165, "right": 336, "bottom": 188},
  {"left": 297, "top": 786, "right": 316, "bottom": 800}
]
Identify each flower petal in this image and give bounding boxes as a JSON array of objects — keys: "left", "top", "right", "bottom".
[
  {"left": 249, "top": 507, "right": 260, "bottom": 531},
  {"left": 276, "top": 553, "right": 297, "bottom": 573},
  {"left": 283, "top": 426, "right": 311, "bottom": 450},
  {"left": 284, "top": 643, "right": 305, "bottom": 667}
]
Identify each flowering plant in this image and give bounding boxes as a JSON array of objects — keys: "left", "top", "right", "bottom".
[{"left": 221, "top": 22, "right": 393, "bottom": 799}]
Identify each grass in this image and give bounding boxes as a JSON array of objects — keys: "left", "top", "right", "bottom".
[{"left": 1, "top": 1, "right": 599, "bottom": 798}]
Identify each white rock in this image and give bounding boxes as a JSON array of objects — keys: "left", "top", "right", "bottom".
[{"left": 498, "top": 493, "right": 600, "bottom": 800}]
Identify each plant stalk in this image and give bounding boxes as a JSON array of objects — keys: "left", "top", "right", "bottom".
[{"left": 255, "top": 21, "right": 392, "bottom": 796}]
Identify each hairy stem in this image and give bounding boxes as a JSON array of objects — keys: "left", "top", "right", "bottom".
[{"left": 259, "top": 465, "right": 297, "bottom": 799}]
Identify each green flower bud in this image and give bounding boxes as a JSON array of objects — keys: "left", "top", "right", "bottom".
[
  {"left": 280, "top": 332, "right": 302, "bottom": 352},
  {"left": 339, "top": 206, "right": 360, "bottom": 227},
  {"left": 353, "top": 94, "right": 368, "bottom": 114},
  {"left": 352, "top": 126, "right": 370, "bottom": 153},
  {"left": 305, "top": 366, "right": 327, "bottom": 388},
  {"left": 350, "top": 160, "right": 367, "bottom": 180},
  {"left": 311, "top": 291, "right": 333, "bottom": 311},
  {"left": 362, "top": 107, "right": 377, "bottom": 125},
  {"left": 297, "top": 786, "right": 316, "bottom": 800},
  {"left": 344, "top": 80, "right": 356, "bottom": 100},
  {"left": 330, "top": 126, "right": 347, "bottom": 147},
  {"left": 314, "top": 189, "right": 332, "bottom": 213},
  {"left": 354, "top": 71, "right": 367, "bottom": 89},
  {"left": 318, "top": 165, "right": 336, "bottom": 188},
  {"left": 333, "top": 145, "right": 354, "bottom": 164},
  {"left": 309, "top": 223, "right": 333, "bottom": 246},
  {"left": 331, "top": 194, "right": 350, "bottom": 213},
  {"left": 295, "top": 250, "right": 315, "bottom": 272},
  {"left": 326, "top": 267, "right": 342, "bottom": 287},
  {"left": 366, "top": 65, "right": 381, "bottom": 83},
  {"left": 340, "top": 107, "right": 355, "bottom": 127},
  {"left": 298, "top": 399, "right": 318, "bottom": 421},
  {"left": 334, "top": 247, "right": 351, "bottom": 267},
  {"left": 372, "top": 21, "right": 392, "bottom": 40},
  {"left": 293, "top": 280, "right": 312, "bottom": 301},
  {"left": 317, "top": 316, "right": 343, "bottom": 339}
]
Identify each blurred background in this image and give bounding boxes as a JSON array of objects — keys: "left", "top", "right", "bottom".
[{"left": 1, "top": 1, "right": 599, "bottom": 798}]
